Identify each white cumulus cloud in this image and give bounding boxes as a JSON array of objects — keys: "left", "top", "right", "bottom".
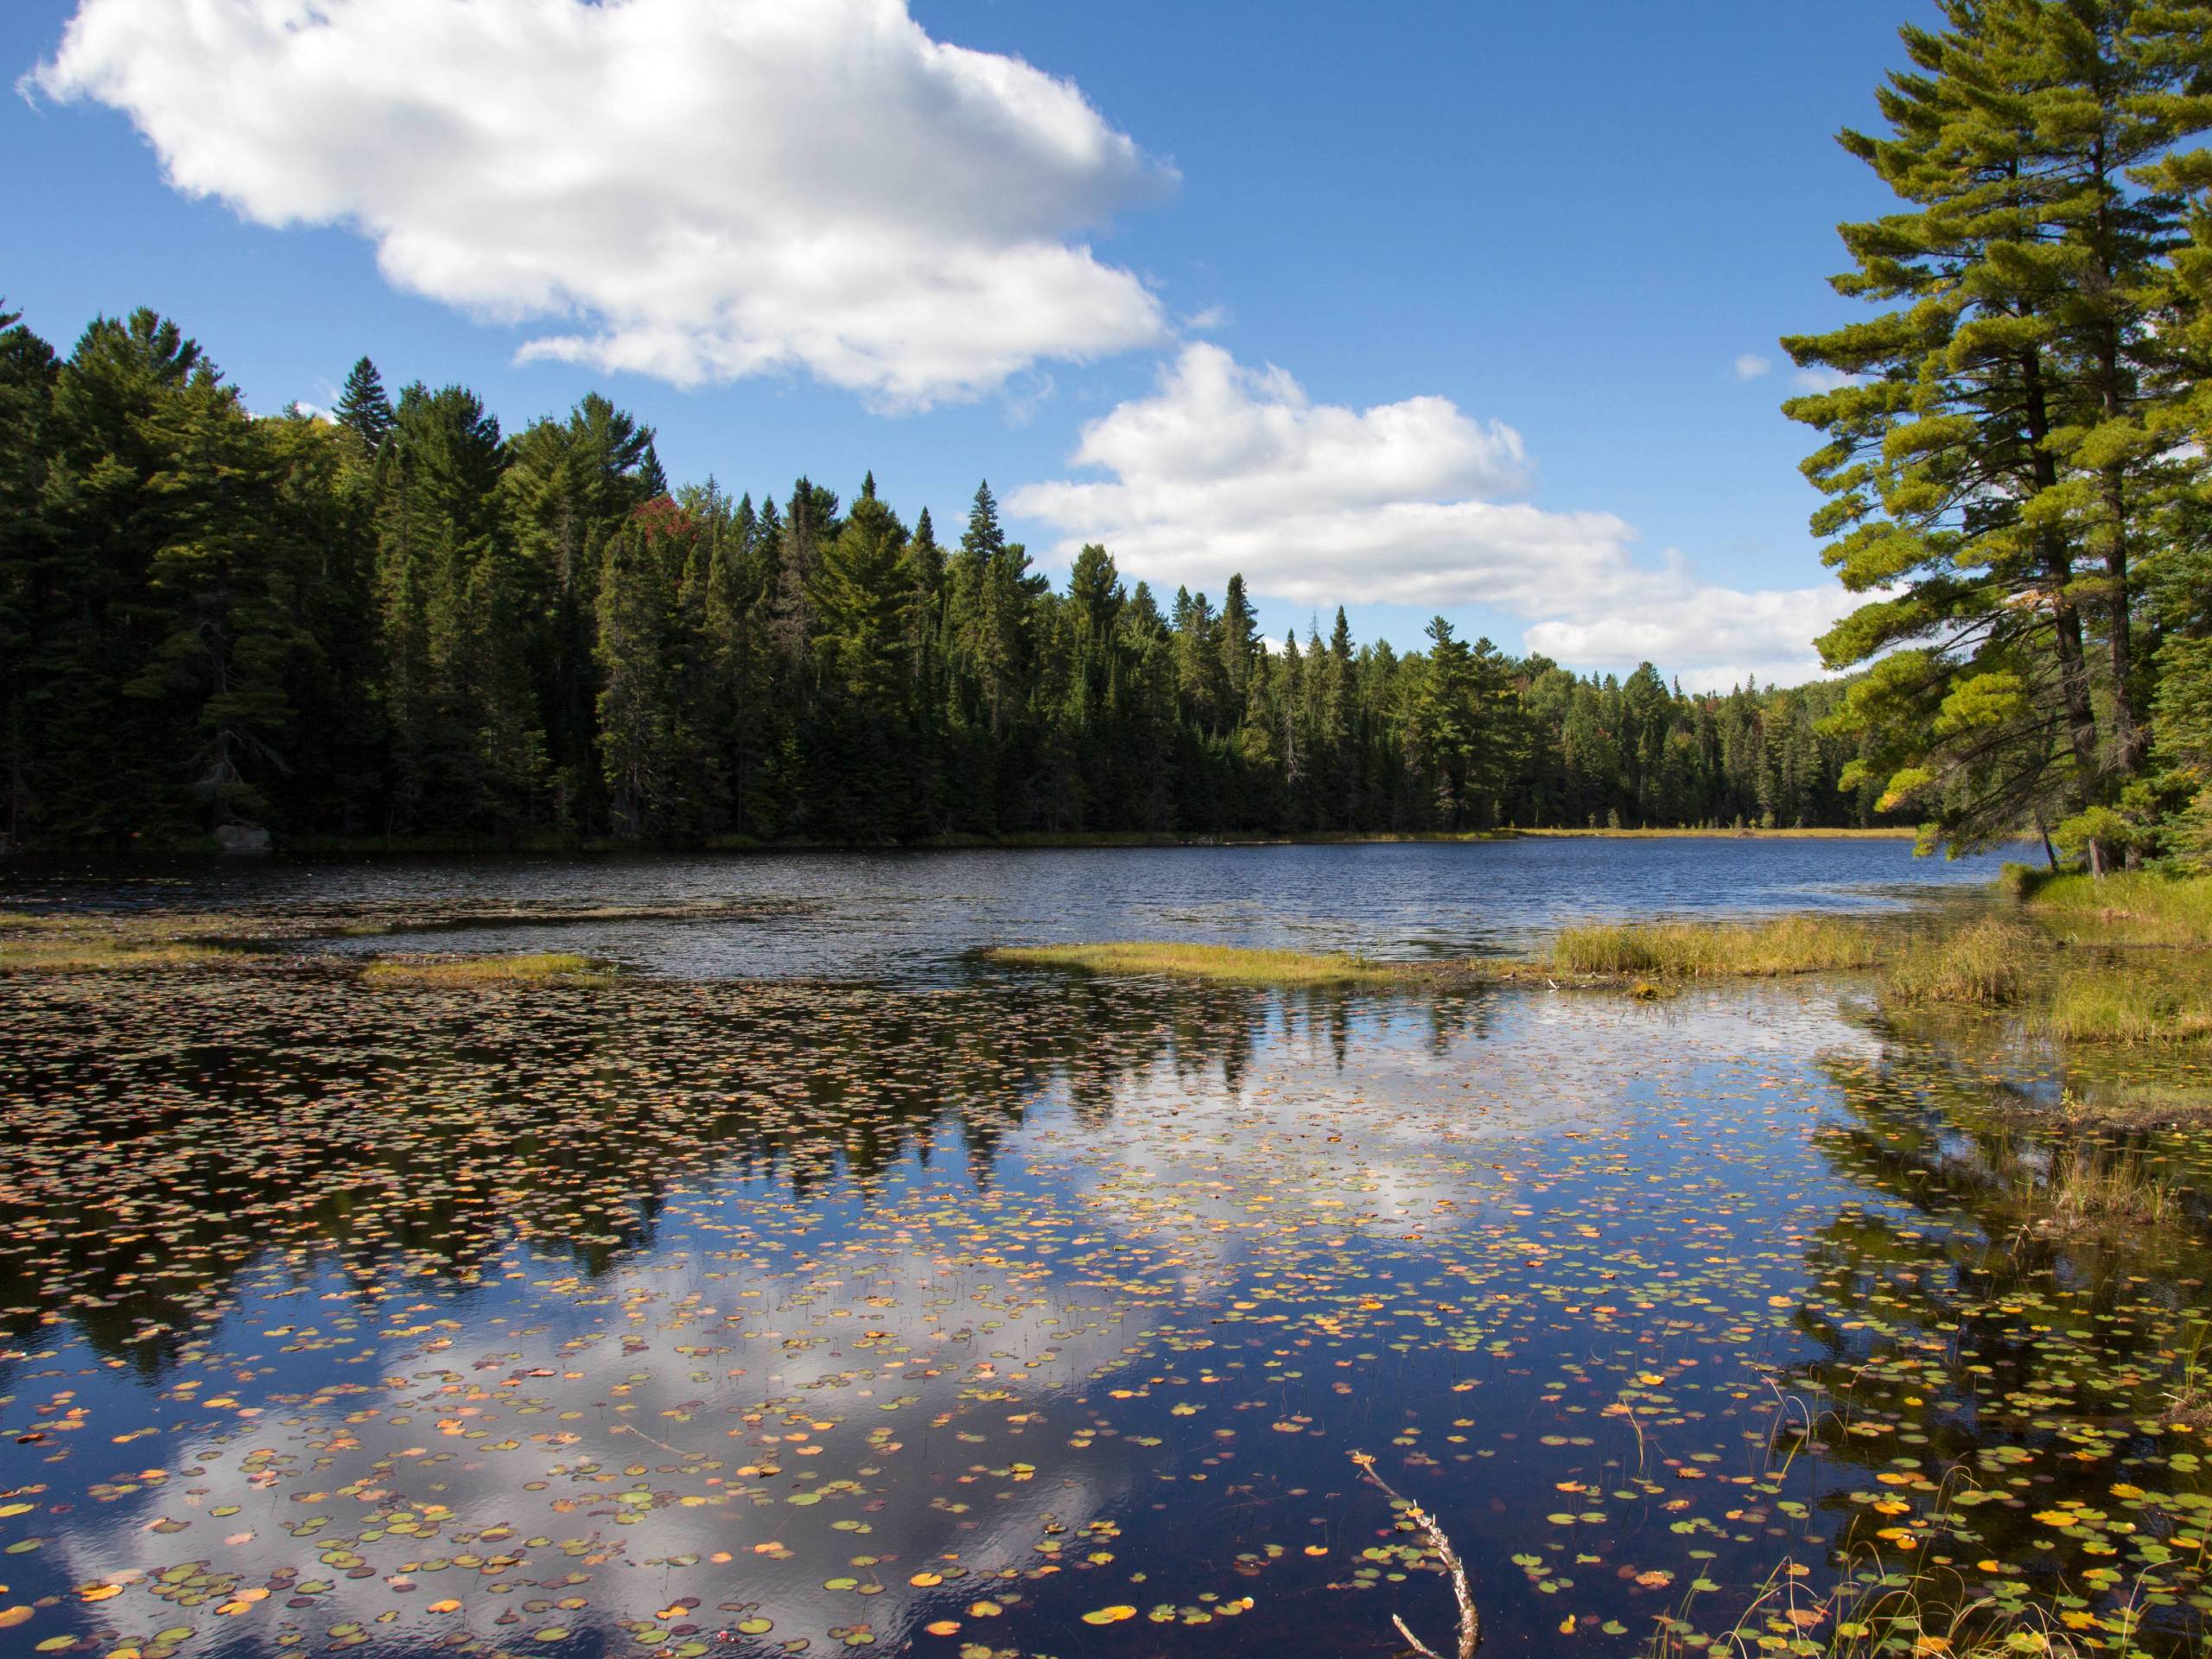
[
  {"left": 1011, "top": 344, "right": 1847, "bottom": 690},
  {"left": 1792, "top": 365, "right": 1859, "bottom": 394},
  {"left": 1732, "top": 353, "right": 1773, "bottom": 381},
  {"left": 26, "top": 0, "right": 1175, "bottom": 406}
]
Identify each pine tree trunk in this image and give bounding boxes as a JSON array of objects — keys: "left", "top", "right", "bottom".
[
  {"left": 2022, "top": 352, "right": 2101, "bottom": 795},
  {"left": 2088, "top": 132, "right": 2146, "bottom": 784}
]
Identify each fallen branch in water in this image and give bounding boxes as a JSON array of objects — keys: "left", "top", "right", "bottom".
[
  {"left": 1351, "top": 1450, "right": 1481, "bottom": 1659},
  {"left": 612, "top": 1421, "right": 689, "bottom": 1457}
]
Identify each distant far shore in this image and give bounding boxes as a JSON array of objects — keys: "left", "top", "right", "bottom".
[{"left": 3, "top": 824, "right": 1920, "bottom": 858}]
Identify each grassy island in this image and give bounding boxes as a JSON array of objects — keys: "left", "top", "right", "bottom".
[
  {"left": 982, "top": 941, "right": 1465, "bottom": 987},
  {"left": 358, "top": 950, "right": 611, "bottom": 987}
]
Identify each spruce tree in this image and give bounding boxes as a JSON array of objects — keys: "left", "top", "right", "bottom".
[{"left": 334, "top": 357, "right": 393, "bottom": 455}]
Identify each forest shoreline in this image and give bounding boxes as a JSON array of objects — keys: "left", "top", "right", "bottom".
[{"left": 3, "top": 823, "right": 1921, "bottom": 858}]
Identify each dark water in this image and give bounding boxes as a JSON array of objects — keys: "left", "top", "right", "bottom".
[
  {"left": 4, "top": 844, "right": 2209, "bottom": 1659},
  {"left": 3, "top": 837, "right": 2018, "bottom": 981}
]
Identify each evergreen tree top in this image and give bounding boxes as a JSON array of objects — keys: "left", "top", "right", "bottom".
[
  {"left": 960, "top": 480, "right": 1004, "bottom": 558},
  {"left": 336, "top": 356, "right": 393, "bottom": 453}
]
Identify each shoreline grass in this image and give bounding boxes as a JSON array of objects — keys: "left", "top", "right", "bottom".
[
  {"left": 358, "top": 951, "right": 611, "bottom": 987},
  {"left": 2018, "top": 868, "right": 2212, "bottom": 946}
]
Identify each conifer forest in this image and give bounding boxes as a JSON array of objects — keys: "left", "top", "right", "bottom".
[{"left": 0, "top": 323, "right": 1892, "bottom": 848}]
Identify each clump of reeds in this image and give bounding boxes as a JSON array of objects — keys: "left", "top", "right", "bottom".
[
  {"left": 1878, "top": 918, "right": 2031, "bottom": 1007},
  {"left": 359, "top": 951, "right": 609, "bottom": 987},
  {"left": 2016, "top": 1143, "right": 2181, "bottom": 1237},
  {"left": 1551, "top": 915, "right": 1882, "bottom": 980}
]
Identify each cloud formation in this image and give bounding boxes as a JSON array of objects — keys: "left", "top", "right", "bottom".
[
  {"left": 27, "top": 0, "right": 1175, "bottom": 405},
  {"left": 1732, "top": 353, "right": 1774, "bottom": 381},
  {"left": 1012, "top": 344, "right": 1844, "bottom": 689},
  {"left": 1791, "top": 365, "right": 1858, "bottom": 394}
]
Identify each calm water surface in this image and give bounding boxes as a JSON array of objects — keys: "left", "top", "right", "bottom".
[
  {"left": 3, "top": 837, "right": 2018, "bottom": 980},
  {"left": 4, "top": 842, "right": 2208, "bottom": 1659}
]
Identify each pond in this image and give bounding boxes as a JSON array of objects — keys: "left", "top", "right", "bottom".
[
  {"left": 3, "top": 836, "right": 2016, "bottom": 981},
  {"left": 4, "top": 841, "right": 2209, "bottom": 1659}
]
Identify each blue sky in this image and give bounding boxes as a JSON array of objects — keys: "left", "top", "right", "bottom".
[{"left": 3, "top": 0, "right": 1917, "bottom": 687}]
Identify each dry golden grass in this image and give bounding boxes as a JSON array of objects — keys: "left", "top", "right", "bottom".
[
  {"left": 984, "top": 941, "right": 1448, "bottom": 986},
  {"left": 1551, "top": 915, "right": 1882, "bottom": 980},
  {"left": 359, "top": 951, "right": 610, "bottom": 987}
]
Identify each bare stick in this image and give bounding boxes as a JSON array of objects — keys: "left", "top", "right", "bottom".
[
  {"left": 612, "top": 1421, "right": 689, "bottom": 1457},
  {"left": 1352, "top": 1451, "right": 1482, "bottom": 1659}
]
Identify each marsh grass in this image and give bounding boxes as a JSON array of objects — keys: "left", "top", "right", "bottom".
[
  {"left": 359, "top": 951, "right": 611, "bottom": 987},
  {"left": 0, "top": 936, "right": 241, "bottom": 974},
  {"left": 983, "top": 941, "right": 1451, "bottom": 986},
  {"left": 2046, "top": 955, "right": 2212, "bottom": 1045},
  {"left": 1878, "top": 918, "right": 2033, "bottom": 1007},
  {"left": 996, "top": 918, "right": 1885, "bottom": 993},
  {"left": 2023, "top": 870, "right": 2212, "bottom": 947},
  {"left": 1551, "top": 916, "right": 1883, "bottom": 979}
]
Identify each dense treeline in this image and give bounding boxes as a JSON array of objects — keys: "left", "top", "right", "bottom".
[{"left": 0, "top": 305, "right": 1891, "bottom": 849}]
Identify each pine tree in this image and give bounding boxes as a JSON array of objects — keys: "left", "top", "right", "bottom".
[{"left": 1783, "top": 0, "right": 2212, "bottom": 868}]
